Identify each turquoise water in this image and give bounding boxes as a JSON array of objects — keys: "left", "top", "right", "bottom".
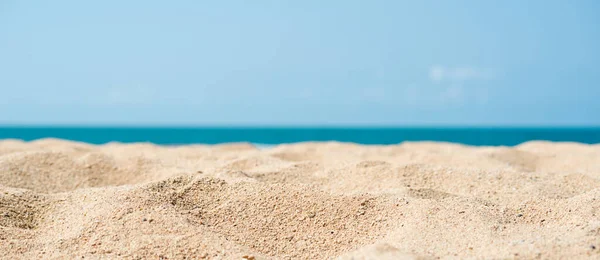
[{"left": 1, "top": 127, "right": 599, "bottom": 146}]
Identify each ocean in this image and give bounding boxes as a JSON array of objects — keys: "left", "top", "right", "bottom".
[{"left": 1, "top": 127, "right": 599, "bottom": 146}]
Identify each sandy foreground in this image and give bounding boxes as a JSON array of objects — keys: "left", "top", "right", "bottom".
[{"left": 0, "top": 139, "right": 599, "bottom": 259}]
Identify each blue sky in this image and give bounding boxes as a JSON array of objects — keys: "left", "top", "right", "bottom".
[{"left": 1, "top": 0, "right": 599, "bottom": 126}]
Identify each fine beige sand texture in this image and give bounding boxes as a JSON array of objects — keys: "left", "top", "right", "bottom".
[{"left": 1, "top": 139, "right": 599, "bottom": 259}]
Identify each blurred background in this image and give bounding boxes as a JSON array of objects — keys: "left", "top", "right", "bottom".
[{"left": 1, "top": 1, "right": 599, "bottom": 145}]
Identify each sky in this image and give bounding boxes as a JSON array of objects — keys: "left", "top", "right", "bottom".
[{"left": 1, "top": 0, "right": 599, "bottom": 126}]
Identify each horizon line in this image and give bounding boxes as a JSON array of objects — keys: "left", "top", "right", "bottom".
[{"left": 1, "top": 124, "right": 600, "bottom": 129}]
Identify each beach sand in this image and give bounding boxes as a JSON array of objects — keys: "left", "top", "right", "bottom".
[{"left": 1, "top": 139, "right": 599, "bottom": 259}]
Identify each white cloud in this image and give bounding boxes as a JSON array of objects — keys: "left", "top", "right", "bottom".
[
  {"left": 429, "top": 65, "right": 495, "bottom": 83},
  {"left": 427, "top": 65, "right": 496, "bottom": 106}
]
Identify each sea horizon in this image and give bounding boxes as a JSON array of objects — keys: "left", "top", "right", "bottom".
[{"left": 1, "top": 125, "right": 599, "bottom": 146}]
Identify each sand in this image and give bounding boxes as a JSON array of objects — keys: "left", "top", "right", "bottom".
[{"left": 0, "top": 139, "right": 599, "bottom": 259}]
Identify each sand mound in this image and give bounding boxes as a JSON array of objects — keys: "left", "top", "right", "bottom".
[
  {"left": 0, "top": 151, "right": 157, "bottom": 193},
  {"left": 0, "top": 139, "right": 599, "bottom": 259},
  {"left": 0, "top": 187, "right": 48, "bottom": 230},
  {"left": 142, "top": 176, "right": 402, "bottom": 258}
]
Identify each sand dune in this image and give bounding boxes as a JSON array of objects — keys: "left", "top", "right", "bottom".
[{"left": 1, "top": 139, "right": 599, "bottom": 259}]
